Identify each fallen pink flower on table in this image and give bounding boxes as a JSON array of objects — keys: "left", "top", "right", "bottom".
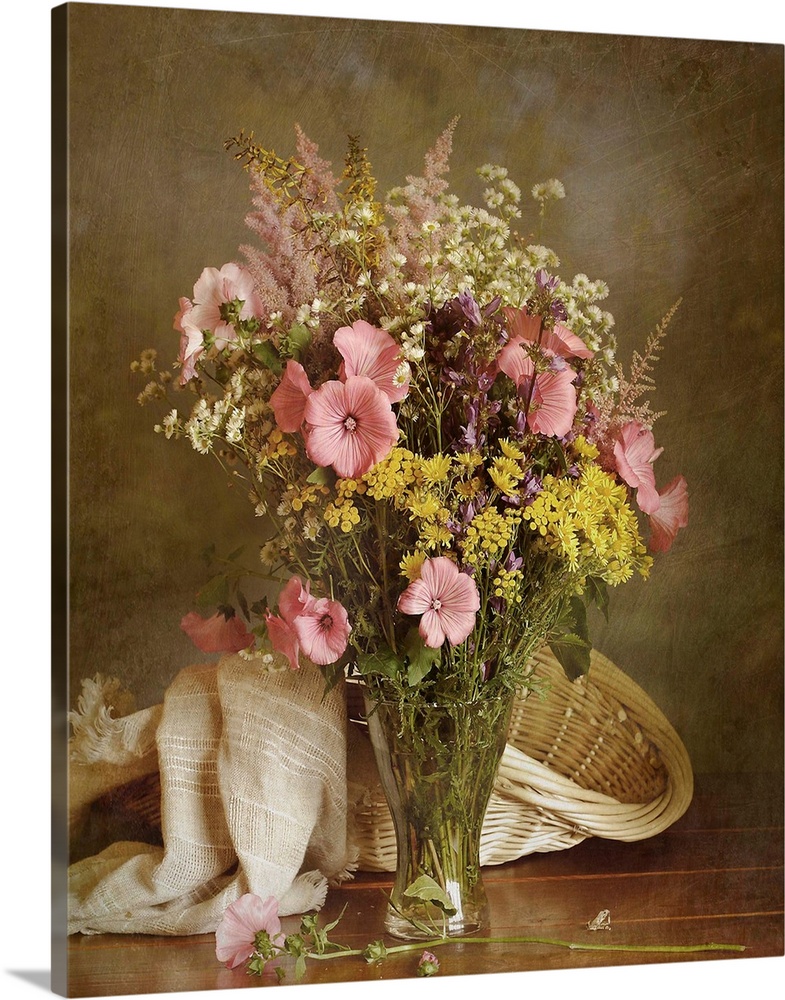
[
  {"left": 215, "top": 894, "right": 282, "bottom": 970},
  {"left": 180, "top": 610, "right": 254, "bottom": 654},
  {"left": 397, "top": 556, "right": 480, "bottom": 648}
]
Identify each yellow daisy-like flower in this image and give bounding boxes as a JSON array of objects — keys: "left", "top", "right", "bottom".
[
  {"left": 489, "top": 456, "right": 523, "bottom": 495},
  {"left": 419, "top": 521, "right": 454, "bottom": 549},
  {"left": 399, "top": 550, "right": 426, "bottom": 581},
  {"left": 453, "top": 450, "right": 483, "bottom": 473},
  {"left": 572, "top": 434, "right": 599, "bottom": 461},
  {"left": 499, "top": 438, "right": 526, "bottom": 460},
  {"left": 406, "top": 491, "right": 442, "bottom": 521},
  {"left": 420, "top": 454, "right": 453, "bottom": 484},
  {"left": 455, "top": 476, "right": 483, "bottom": 499}
]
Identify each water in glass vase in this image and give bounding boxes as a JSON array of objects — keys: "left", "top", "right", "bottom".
[{"left": 364, "top": 690, "right": 514, "bottom": 940}]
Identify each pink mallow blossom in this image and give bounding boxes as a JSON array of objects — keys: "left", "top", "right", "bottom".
[
  {"left": 613, "top": 421, "right": 663, "bottom": 515},
  {"left": 503, "top": 306, "right": 594, "bottom": 360},
  {"left": 215, "top": 894, "right": 282, "bottom": 970},
  {"left": 174, "top": 297, "right": 203, "bottom": 385},
  {"left": 334, "top": 320, "right": 410, "bottom": 402},
  {"left": 397, "top": 556, "right": 480, "bottom": 648},
  {"left": 189, "top": 263, "right": 264, "bottom": 347},
  {"left": 180, "top": 610, "right": 254, "bottom": 654},
  {"left": 267, "top": 576, "right": 350, "bottom": 668},
  {"left": 304, "top": 375, "right": 399, "bottom": 479},
  {"left": 292, "top": 596, "right": 351, "bottom": 665},
  {"left": 648, "top": 475, "right": 689, "bottom": 553},
  {"left": 270, "top": 360, "right": 314, "bottom": 433},
  {"left": 497, "top": 337, "right": 578, "bottom": 437}
]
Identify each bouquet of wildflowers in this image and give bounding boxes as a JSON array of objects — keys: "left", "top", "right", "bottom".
[{"left": 134, "top": 120, "right": 688, "bottom": 707}]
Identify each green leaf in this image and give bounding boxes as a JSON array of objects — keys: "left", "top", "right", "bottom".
[
  {"left": 195, "top": 574, "right": 230, "bottom": 609},
  {"left": 252, "top": 340, "right": 283, "bottom": 374},
  {"left": 403, "top": 875, "right": 457, "bottom": 915},
  {"left": 550, "top": 632, "right": 591, "bottom": 680},
  {"left": 286, "top": 322, "right": 312, "bottom": 358},
  {"left": 294, "top": 955, "right": 307, "bottom": 981},
  {"left": 226, "top": 544, "right": 246, "bottom": 562},
  {"left": 403, "top": 628, "right": 441, "bottom": 686},
  {"left": 356, "top": 644, "right": 401, "bottom": 679},
  {"left": 306, "top": 466, "right": 332, "bottom": 486},
  {"left": 586, "top": 576, "right": 610, "bottom": 622}
]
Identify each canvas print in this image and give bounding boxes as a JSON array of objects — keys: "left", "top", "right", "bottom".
[{"left": 53, "top": 3, "right": 784, "bottom": 997}]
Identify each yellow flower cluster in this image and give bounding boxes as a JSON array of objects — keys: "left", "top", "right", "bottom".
[
  {"left": 262, "top": 428, "right": 298, "bottom": 461},
  {"left": 522, "top": 467, "right": 652, "bottom": 584},
  {"left": 462, "top": 506, "right": 521, "bottom": 566},
  {"left": 324, "top": 478, "right": 366, "bottom": 533},
  {"left": 492, "top": 566, "right": 524, "bottom": 605},
  {"left": 363, "top": 447, "right": 420, "bottom": 500},
  {"left": 290, "top": 482, "right": 330, "bottom": 511}
]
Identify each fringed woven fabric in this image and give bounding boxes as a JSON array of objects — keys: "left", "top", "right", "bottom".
[{"left": 68, "top": 655, "right": 355, "bottom": 936}]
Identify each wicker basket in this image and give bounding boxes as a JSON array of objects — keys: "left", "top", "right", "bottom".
[{"left": 348, "top": 647, "right": 694, "bottom": 871}]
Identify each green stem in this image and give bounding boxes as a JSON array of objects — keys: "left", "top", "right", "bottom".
[{"left": 306, "top": 936, "right": 746, "bottom": 962}]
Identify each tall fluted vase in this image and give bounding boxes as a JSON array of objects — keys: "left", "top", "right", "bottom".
[{"left": 364, "top": 689, "right": 515, "bottom": 940}]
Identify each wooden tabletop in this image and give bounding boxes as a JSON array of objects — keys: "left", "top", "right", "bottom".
[{"left": 65, "top": 771, "right": 783, "bottom": 997}]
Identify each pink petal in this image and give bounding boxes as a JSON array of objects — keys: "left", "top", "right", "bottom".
[
  {"left": 397, "top": 577, "right": 434, "bottom": 616},
  {"left": 293, "top": 598, "right": 351, "bottom": 665},
  {"left": 334, "top": 321, "right": 408, "bottom": 402},
  {"left": 503, "top": 307, "right": 593, "bottom": 360},
  {"left": 193, "top": 266, "right": 225, "bottom": 307},
  {"left": 497, "top": 336, "right": 534, "bottom": 387},
  {"left": 180, "top": 611, "right": 254, "bottom": 654},
  {"left": 614, "top": 422, "right": 662, "bottom": 514},
  {"left": 278, "top": 575, "right": 315, "bottom": 623},
  {"left": 527, "top": 366, "right": 578, "bottom": 437},
  {"left": 173, "top": 297, "right": 193, "bottom": 334},
  {"left": 304, "top": 377, "right": 398, "bottom": 479},
  {"left": 648, "top": 475, "right": 689, "bottom": 553},
  {"left": 215, "top": 894, "right": 282, "bottom": 970},
  {"left": 418, "top": 608, "right": 447, "bottom": 648},
  {"left": 265, "top": 614, "right": 300, "bottom": 671},
  {"left": 270, "top": 361, "right": 314, "bottom": 433},
  {"left": 434, "top": 606, "right": 477, "bottom": 646}
]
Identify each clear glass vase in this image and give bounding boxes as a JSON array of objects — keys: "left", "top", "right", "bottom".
[{"left": 364, "top": 690, "right": 514, "bottom": 940}]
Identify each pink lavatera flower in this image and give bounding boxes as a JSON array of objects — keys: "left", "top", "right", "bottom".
[
  {"left": 277, "top": 575, "right": 315, "bottom": 622},
  {"left": 334, "top": 320, "right": 410, "bottom": 402},
  {"left": 188, "top": 263, "right": 264, "bottom": 349},
  {"left": 397, "top": 556, "right": 480, "bottom": 648},
  {"left": 304, "top": 375, "right": 399, "bottom": 479},
  {"left": 648, "top": 475, "right": 689, "bottom": 553},
  {"left": 264, "top": 613, "right": 301, "bottom": 671},
  {"left": 180, "top": 610, "right": 254, "bottom": 654},
  {"left": 174, "top": 297, "right": 203, "bottom": 385},
  {"left": 497, "top": 337, "right": 578, "bottom": 437},
  {"left": 613, "top": 421, "right": 663, "bottom": 515},
  {"left": 292, "top": 596, "right": 351, "bottom": 665},
  {"left": 503, "top": 306, "right": 594, "bottom": 360},
  {"left": 270, "top": 361, "right": 314, "bottom": 433},
  {"left": 215, "top": 893, "right": 282, "bottom": 970}
]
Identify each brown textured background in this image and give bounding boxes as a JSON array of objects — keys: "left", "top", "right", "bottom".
[{"left": 65, "top": 3, "right": 783, "bottom": 776}]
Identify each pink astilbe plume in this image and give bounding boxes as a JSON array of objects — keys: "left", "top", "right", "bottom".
[
  {"left": 180, "top": 610, "right": 254, "bottom": 654},
  {"left": 503, "top": 306, "right": 594, "bottom": 360},
  {"left": 215, "top": 894, "right": 282, "bottom": 970},
  {"left": 270, "top": 360, "right": 314, "bottom": 432},
  {"left": 304, "top": 375, "right": 399, "bottom": 479},
  {"left": 334, "top": 320, "right": 409, "bottom": 402},
  {"left": 397, "top": 556, "right": 480, "bottom": 648},
  {"left": 497, "top": 337, "right": 578, "bottom": 437},
  {"left": 292, "top": 596, "right": 351, "bottom": 665},
  {"left": 648, "top": 475, "right": 689, "bottom": 553},
  {"left": 613, "top": 420, "right": 663, "bottom": 515}
]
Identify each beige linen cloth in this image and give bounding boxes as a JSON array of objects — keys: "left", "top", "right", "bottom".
[{"left": 67, "top": 654, "right": 359, "bottom": 936}]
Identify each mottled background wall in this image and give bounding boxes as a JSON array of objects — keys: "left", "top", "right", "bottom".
[{"left": 65, "top": 3, "right": 783, "bottom": 776}]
